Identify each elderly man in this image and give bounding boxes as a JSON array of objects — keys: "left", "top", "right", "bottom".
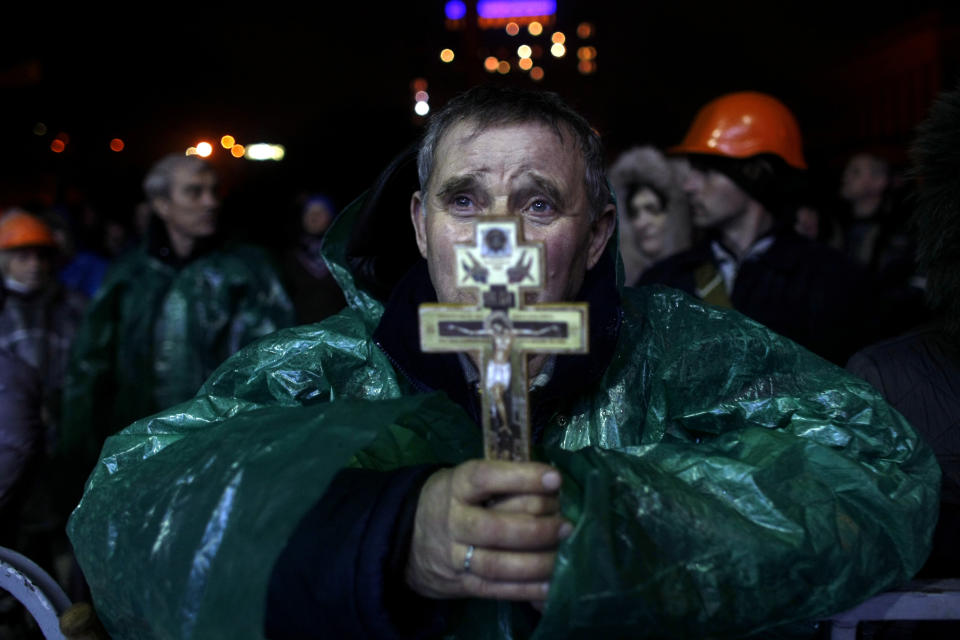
[
  {"left": 69, "top": 88, "right": 936, "bottom": 639},
  {"left": 60, "top": 155, "right": 294, "bottom": 491}
]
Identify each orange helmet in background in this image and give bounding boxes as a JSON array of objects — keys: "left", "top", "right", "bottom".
[
  {"left": 670, "top": 91, "right": 807, "bottom": 170},
  {"left": 0, "top": 211, "right": 58, "bottom": 250}
]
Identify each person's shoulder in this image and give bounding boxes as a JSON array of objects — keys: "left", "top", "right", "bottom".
[
  {"left": 635, "top": 246, "right": 708, "bottom": 286},
  {"left": 203, "top": 242, "right": 284, "bottom": 278}
]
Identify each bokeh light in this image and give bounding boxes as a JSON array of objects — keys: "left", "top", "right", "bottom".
[
  {"left": 444, "top": 0, "right": 467, "bottom": 20},
  {"left": 440, "top": 48, "right": 455, "bottom": 63},
  {"left": 528, "top": 21, "right": 543, "bottom": 36},
  {"left": 50, "top": 140, "right": 65, "bottom": 153},
  {"left": 550, "top": 42, "right": 566, "bottom": 57},
  {"left": 412, "top": 78, "right": 428, "bottom": 92},
  {"left": 196, "top": 142, "right": 213, "bottom": 157},
  {"left": 185, "top": 147, "right": 198, "bottom": 156},
  {"left": 484, "top": 56, "right": 499, "bottom": 72},
  {"left": 231, "top": 144, "right": 246, "bottom": 158},
  {"left": 577, "top": 46, "right": 597, "bottom": 60},
  {"left": 220, "top": 135, "right": 235, "bottom": 149},
  {"left": 530, "top": 66, "right": 544, "bottom": 81},
  {"left": 246, "top": 144, "right": 285, "bottom": 161},
  {"left": 518, "top": 57, "right": 533, "bottom": 71},
  {"left": 517, "top": 44, "right": 532, "bottom": 58},
  {"left": 415, "top": 90, "right": 429, "bottom": 102},
  {"left": 505, "top": 22, "right": 520, "bottom": 36},
  {"left": 55, "top": 132, "right": 70, "bottom": 144},
  {"left": 33, "top": 122, "right": 47, "bottom": 136},
  {"left": 577, "top": 22, "right": 594, "bottom": 38},
  {"left": 551, "top": 32, "right": 565, "bottom": 44},
  {"left": 497, "top": 60, "right": 511, "bottom": 74},
  {"left": 109, "top": 138, "right": 125, "bottom": 152},
  {"left": 414, "top": 101, "right": 430, "bottom": 116},
  {"left": 578, "top": 60, "right": 596, "bottom": 74}
]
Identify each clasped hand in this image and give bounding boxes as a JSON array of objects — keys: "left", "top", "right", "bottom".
[{"left": 405, "top": 460, "right": 572, "bottom": 606}]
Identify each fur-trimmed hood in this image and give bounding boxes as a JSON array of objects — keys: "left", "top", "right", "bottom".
[
  {"left": 910, "top": 82, "right": 960, "bottom": 346},
  {"left": 608, "top": 146, "right": 692, "bottom": 285}
]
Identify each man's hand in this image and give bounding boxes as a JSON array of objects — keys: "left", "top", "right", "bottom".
[{"left": 405, "top": 460, "right": 572, "bottom": 603}]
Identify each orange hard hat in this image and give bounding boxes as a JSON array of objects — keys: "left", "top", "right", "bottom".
[
  {"left": 671, "top": 91, "right": 807, "bottom": 170},
  {"left": 0, "top": 211, "right": 58, "bottom": 250}
]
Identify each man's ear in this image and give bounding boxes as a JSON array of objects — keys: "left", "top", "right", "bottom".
[
  {"left": 151, "top": 197, "right": 169, "bottom": 220},
  {"left": 586, "top": 203, "right": 616, "bottom": 269},
  {"left": 411, "top": 191, "right": 428, "bottom": 259}
]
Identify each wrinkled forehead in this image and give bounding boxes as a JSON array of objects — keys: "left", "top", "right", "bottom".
[{"left": 431, "top": 118, "right": 581, "bottom": 183}]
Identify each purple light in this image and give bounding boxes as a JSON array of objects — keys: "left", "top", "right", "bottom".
[
  {"left": 445, "top": 0, "right": 467, "bottom": 20},
  {"left": 477, "top": 0, "right": 556, "bottom": 19}
]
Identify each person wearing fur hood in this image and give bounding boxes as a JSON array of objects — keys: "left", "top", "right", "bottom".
[{"left": 608, "top": 146, "right": 692, "bottom": 285}]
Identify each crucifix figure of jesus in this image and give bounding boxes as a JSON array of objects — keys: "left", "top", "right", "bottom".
[{"left": 419, "top": 217, "right": 588, "bottom": 461}]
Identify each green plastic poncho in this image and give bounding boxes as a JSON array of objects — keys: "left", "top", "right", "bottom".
[
  {"left": 60, "top": 237, "right": 295, "bottom": 473},
  {"left": 67, "top": 185, "right": 939, "bottom": 639}
]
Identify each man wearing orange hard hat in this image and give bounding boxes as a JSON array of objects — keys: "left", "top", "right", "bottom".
[
  {"left": 0, "top": 210, "right": 86, "bottom": 426},
  {"left": 640, "top": 91, "right": 880, "bottom": 365}
]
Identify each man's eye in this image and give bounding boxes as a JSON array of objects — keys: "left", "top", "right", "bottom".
[
  {"left": 526, "top": 199, "right": 553, "bottom": 214},
  {"left": 452, "top": 195, "right": 474, "bottom": 209}
]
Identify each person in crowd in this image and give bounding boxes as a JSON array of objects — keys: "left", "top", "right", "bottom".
[
  {"left": 639, "top": 91, "right": 889, "bottom": 364},
  {"left": 68, "top": 87, "right": 936, "bottom": 640},
  {"left": 60, "top": 154, "right": 295, "bottom": 495},
  {"left": 0, "top": 210, "right": 86, "bottom": 447},
  {"left": 608, "top": 146, "right": 692, "bottom": 284},
  {"left": 0, "top": 343, "right": 42, "bottom": 548},
  {"left": 281, "top": 194, "right": 346, "bottom": 324},
  {"left": 847, "top": 83, "right": 960, "bottom": 581}
]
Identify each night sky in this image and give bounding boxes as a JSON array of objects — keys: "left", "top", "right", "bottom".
[{"left": 1, "top": 1, "right": 954, "bottom": 238}]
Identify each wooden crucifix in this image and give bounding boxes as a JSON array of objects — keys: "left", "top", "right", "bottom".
[{"left": 419, "top": 217, "right": 588, "bottom": 461}]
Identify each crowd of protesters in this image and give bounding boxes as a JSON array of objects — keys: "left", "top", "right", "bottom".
[{"left": 0, "top": 83, "right": 958, "bottom": 639}]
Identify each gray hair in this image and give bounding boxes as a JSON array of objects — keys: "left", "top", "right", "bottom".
[
  {"left": 143, "top": 154, "right": 213, "bottom": 200},
  {"left": 416, "top": 86, "right": 612, "bottom": 220}
]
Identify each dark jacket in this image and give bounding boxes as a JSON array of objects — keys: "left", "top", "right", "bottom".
[
  {"left": 847, "top": 324, "right": 960, "bottom": 578},
  {"left": 639, "top": 229, "right": 886, "bottom": 364},
  {"left": 0, "top": 347, "right": 43, "bottom": 545}
]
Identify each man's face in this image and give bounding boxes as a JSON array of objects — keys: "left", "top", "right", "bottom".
[
  {"left": 411, "top": 120, "right": 614, "bottom": 306},
  {"left": 153, "top": 165, "right": 220, "bottom": 241},
  {"left": 841, "top": 154, "right": 888, "bottom": 202},
  {"left": 683, "top": 165, "right": 751, "bottom": 230},
  {"left": 3, "top": 248, "right": 52, "bottom": 292}
]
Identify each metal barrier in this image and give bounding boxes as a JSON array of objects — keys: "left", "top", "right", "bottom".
[
  {"left": 0, "top": 545, "right": 72, "bottom": 639},
  {"left": 828, "top": 579, "right": 960, "bottom": 639}
]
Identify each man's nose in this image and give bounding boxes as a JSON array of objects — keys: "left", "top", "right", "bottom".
[
  {"left": 489, "top": 195, "right": 510, "bottom": 217},
  {"left": 201, "top": 189, "right": 220, "bottom": 209}
]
